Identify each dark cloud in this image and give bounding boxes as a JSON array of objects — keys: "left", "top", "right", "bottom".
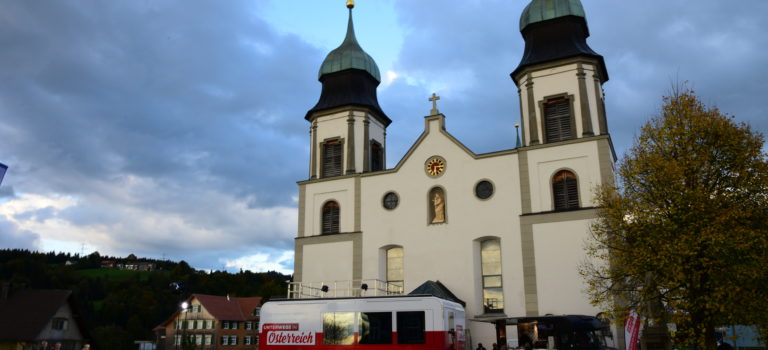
[
  {"left": 383, "top": 1, "right": 523, "bottom": 157},
  {"left": 581, "top": 1, "right": 768, "bottom": 154},
  {"left": 0, "top": 218, "right": 40, "bottom": 250},
  {"left": 0, "top": 186, "right": 15, "bottom": 198},
  {"left": 13, "top": 206, "right": 55, "bottom": 222},
  {"left": 0, "top": 1, "right": 315, "bottom": 205},
  {"left": 0, "top": 1, "right": 312, "bottom": 270}
]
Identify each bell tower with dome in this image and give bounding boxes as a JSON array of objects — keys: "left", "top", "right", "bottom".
[
  {"left": 305, "top": 0, "right": 390, "bottom": 180},
  {"left": 512, "top": 0, "right": 610, "bottom": 147}
]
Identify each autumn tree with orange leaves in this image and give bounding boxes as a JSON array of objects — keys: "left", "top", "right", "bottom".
[{"left": 581, "top": 88, "right": 768, "bottom": 350}]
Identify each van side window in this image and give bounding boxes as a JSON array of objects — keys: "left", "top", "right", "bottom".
[
  {"left": 359, "top": 312, "right": 392, "bottom": 344},
  {"left": 396, "top": 311, "right": 425, "bottom": 344},
  {"left": 323, "top": 312, "right": 355, "bottom": 345}
]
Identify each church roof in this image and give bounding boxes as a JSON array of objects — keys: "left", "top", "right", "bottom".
[
  {"left": 0, "top": 288, "right": 89, "bottom": 341},
  {"left": 519, "top": 0, "right": 586, "bottom": 31},
  {"left": 318, "top": 7, "right": 381, "bottom": 82},
  {"left": 409, "top": 280, "right": 466, "bottom": 307},
  {"left": 511, "top": 0, "right": 608, "bottom": 84}
]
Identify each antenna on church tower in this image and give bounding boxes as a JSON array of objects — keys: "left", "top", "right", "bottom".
[{"left": 515, "top": 123, "right": 522, "bottom": 148}]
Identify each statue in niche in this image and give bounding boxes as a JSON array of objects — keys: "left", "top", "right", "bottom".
[{"left": 431, "top": 190, "right": 445, "bottom": 224}]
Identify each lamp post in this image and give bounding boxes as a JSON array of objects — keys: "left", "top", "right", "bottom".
[{"left": 179, "top": 301, "right": 189, "bottom": 350}]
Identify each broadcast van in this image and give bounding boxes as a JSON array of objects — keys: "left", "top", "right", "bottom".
[{"left": 258, "top": 295, "right": 466, "bottom": 350}]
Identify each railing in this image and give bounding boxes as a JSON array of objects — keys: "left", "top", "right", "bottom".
[{"left": 287, "top": 279, "right": 404, "bottom": 299}]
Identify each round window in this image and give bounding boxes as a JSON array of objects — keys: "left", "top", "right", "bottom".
[
  {"left": 382, "top": 192, "right": 399, "bottom": 210},
  {"left": 475, "top": 180, "right": 494, "bottom": 199}
]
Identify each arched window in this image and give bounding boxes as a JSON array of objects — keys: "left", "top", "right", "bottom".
[
  {"left": 322, "top": 201, "right": 340, "bottom": 234},
  {"left": 480, "top": 239, "right": 503, "bottom": 313},
  {"left": 552, "top": 170, "right": 579, "bottom": 210},
  {"left": 386, "top": 247, "right": 403, "bottom": 293}
]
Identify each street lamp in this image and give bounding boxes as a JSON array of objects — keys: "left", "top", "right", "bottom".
[{"left": 179, "top": 301, "right": 189, "bottom": 350}]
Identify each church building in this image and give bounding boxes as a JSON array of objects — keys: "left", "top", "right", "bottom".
[{"left": 292, "top": 0, "right": 616, "bottom": 345}]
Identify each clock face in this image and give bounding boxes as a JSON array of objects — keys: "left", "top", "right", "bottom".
[{"left": 425, "top": 156, "right": 446, "bottom": 177}]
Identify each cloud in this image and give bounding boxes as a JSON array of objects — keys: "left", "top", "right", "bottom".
[
  {"left": 222, "top": 250, "right": 294, "bottom": 275},
  {"left": 0, "top": 186, "right": 296, "bottom": 270},
  {"left": 0, "top": 217, "right": 40, "bottom": 251},
  {"left": 0, "top": 186, "right": 16, "bottom": 199}
]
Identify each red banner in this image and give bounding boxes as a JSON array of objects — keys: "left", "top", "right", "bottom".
[{"left": 625, "top": 310, "right": 641, "bottom": 350}]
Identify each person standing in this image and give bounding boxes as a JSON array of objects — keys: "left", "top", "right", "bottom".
[
  {"left": 477, "top": 343, "right": 487, "bottom": 350},
  {"left": 519, "top": 333, "right": 533, "bottom": 350}
]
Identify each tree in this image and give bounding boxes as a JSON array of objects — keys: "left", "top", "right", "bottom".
[{"left": 581, "top": 88, "right": 768, "bottom": 350}]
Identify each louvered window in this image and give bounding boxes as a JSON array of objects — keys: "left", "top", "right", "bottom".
[
  {"left": 370, "top": 141, "right": 384, "bottom": 172},
  {"left": 552, "top": 170, "right": 579, "bottom": 210},
  {"left": 322, "top": 201, "right": 340, "bottom": 234},
  {"left": 322, "top": 140, "right": 343, "bottom": 177},
  {"left": 544, "top": 98, "right": 573, "bottom": 143}
]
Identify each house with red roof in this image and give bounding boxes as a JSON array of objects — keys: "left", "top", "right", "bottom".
[
  {"left": 155, "top": 294, "right": 262, "bottom": 350},
  {"left": 0, "top": 286, "right": 89, "bottom": 350}
]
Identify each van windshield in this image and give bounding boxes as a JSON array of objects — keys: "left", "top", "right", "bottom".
[{"left": 572, "top": 329, "right": 607, "bottom": 350}]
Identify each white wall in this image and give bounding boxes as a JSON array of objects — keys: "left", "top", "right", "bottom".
[
  {"left": 525, "top": 141, "right": 602, "bottom": 212},
  {"left": 357, "top": 116, "right": 526, "bottom": 346},
  {"left": 303, "top": 178, "right": 355, "bottom": 236},
  {"left": 533, "top": 219, "right": 598, "bottom": 316},
  {"left": 303, "top": 241, "right": 354, "bottom": 283}
]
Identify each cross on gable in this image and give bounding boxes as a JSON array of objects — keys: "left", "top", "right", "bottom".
[{"left": 429, "top": 93, "right": 440, "bottom": 115}]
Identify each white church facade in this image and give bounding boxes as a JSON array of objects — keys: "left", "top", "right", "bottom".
[{"left": 292, "top": 0, "right": 616, "bottom": 345}]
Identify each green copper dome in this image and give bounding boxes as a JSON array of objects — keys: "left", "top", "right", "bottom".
[
  {"left": 319, "top": 9, "right": 381, "bottom": 82},
  {"left": 519, "top": 0, "right": 586, "bottom": 31}
]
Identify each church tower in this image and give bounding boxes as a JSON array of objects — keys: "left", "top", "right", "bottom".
[
  {"left": 509, "top": 0, "right": 616, "bottom": 319},
  {"left": 305, "top": 1, "right": 390, "bottom": 180},
  {"left": 512, "top": 0, "right": 609, "bottom": 146}
]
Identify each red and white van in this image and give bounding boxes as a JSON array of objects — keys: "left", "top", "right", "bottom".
[{"left": 258, "top": 295, "right": 466, "bottom": 350}]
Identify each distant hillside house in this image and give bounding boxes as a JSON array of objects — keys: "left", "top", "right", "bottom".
[
  {"left": 155, "top": 294, "right": 262, "bottom": 350},
  {"left": 123, "top": 262, "right": 154, "bottom": 271},
  {"left": 0, "top": 287, "right": 89, "bottom": 350},
  {"left": 101, "top": 260, "right": 155, "bottom": 271}
]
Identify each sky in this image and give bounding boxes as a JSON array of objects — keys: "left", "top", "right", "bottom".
[{"left": 0, "top": 1, "right": 766, "bottom": 275}]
